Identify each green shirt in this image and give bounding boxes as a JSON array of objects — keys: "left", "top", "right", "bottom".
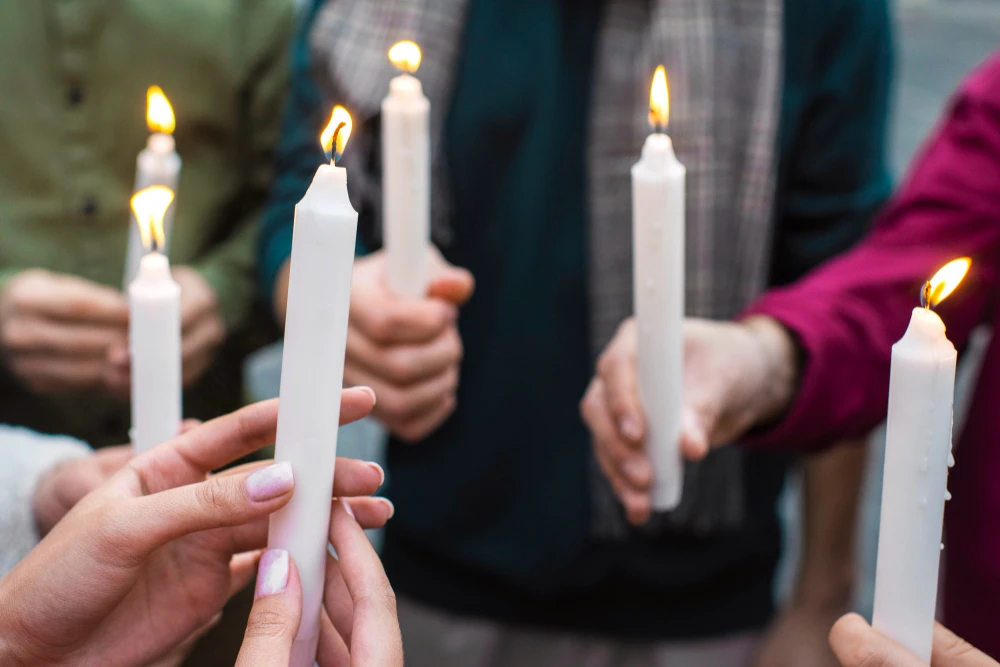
[{"left": 0, "top": 0, "right": 294, "bottom": 445}]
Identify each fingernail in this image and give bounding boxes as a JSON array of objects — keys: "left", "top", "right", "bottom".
[
  {"left": 622, "top": 457, "right": 652, "bottom": 486},
  {"left": 256, "top": 549, "right": 289, "bottom": 598},
  {"left": 246, "top": 462, "right": 294, "bottom": 501},
  {"left": 341, "top": 497, "right": 356, "bottom": 520},
  {"left": 619, "top": 417, "right": 642, "bottom": 442},
  {"left": 368, "top": 461, "right": 386, "bottom": 486},
  {"left": 379, "top": 497, "right": 395, "bottom": 518},
  {"left": 359, "top": 386, "right": 377, "bottom": 405}
]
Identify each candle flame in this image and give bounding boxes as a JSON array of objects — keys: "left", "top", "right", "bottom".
[
  {"left": 146, "top": 86, "right": 175, "bottom": 135},
  {"left": 389, "top": 41, "right": 422, "bottom": 74},
  {"left": 130, "top": 185, "right": 175, "bottom": 251},
  {"left": 649, "top": 65, "right": 670, "bottom": 130},
  {"left": 922, "top": 257, "right": 971, "bottom": 309},
  {"left": 320, "top": 106, "right": 353, "bottom": 161}
]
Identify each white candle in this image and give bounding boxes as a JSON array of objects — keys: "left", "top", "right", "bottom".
[
  {"left": 128, "top": 186, "right": 182, "bottom": 453},
  {"left": 632, "top": 66, "right": 685, "bottom": 511},
  {"left": 124, "top": 86, "right": 181, "bottom": 287},
  {"left": 382, "top": 41, "right": 430, "bottom": 299},
  {"left": 873, "top": 258, "right": 970, "bottom": 663},
  {"left": 267, "top": 107, "right": 357, "bottom": 667}
]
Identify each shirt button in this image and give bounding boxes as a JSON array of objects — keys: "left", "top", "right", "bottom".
[
  {"left": 67, "top": 86, "right": 85, "bottom": 107},
  {"left": 81, "top": 197, "right": 98, "bottom": 217}
]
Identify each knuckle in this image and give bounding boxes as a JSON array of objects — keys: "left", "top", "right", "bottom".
[
  {"left": 244, "top": 609, "right": 290, "bottom": 640},
  {"left": 368, "top": 312, "right": 399, "bottom": 343},
  {"left": 384, "top": 352, "right": 416, "bottom": 384},
  {"left": 196, "top": 476, "right": 234, "bottom": 512}
]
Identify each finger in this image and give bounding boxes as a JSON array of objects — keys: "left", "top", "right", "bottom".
[
  {"left": 316, "top": 608, "right": 352, "bottom": 667},
  {"left": 29, "top": 274, "right": 129, "bottom": 324},
  {"left": 829, "top": 613, "right": 922, "bottom": 667},
  {"left": 351, "top": 366, "right": 457, "bottom": 426},
  {"left": 328, "top": 500, "right": 403, "bottom": 667},
  {"left": 235, "top": 550, "right": 302, "bottom": 667},
  {"left": 94, "top": 446, "right": 134, "bottom": 475},
  {"left": 229, "top": 550, "right": 263, "bottom": 598},
  {"left": 931, "top": 622, "right": 995, "bottom": 666},
  {"left": 343, "top": 497, "right": 394, "bottom": 530},
  {"left": 596, "top": 345, "right": 646, "bottom": 446},
  {"left": 3, "top": 317, "right": 126, "bottom": 356},
  {"left": 346, "top": 326, "right": 462, "bottom": 386},
  {"left": 12, "top": 356, "right": 108, "bottom": 392},
  {"left": 323, "top": 549, "right": 354, "bottom": 648},
  {"left": 178, "top": 419, "right": 202, "bottom": 435},
  {"left": 392, "top": 394, "right": 457, "bottom": 444},
  {"left": 350, "top": 299, "right": 457, "bottom": 346},
  {"left": 680, "top": 407, "right": 710, "bottom": 461},
  {"left": 425, "top": 253, "right": 475, "bottom": 305},
  {"left": 581, "top": 379, "right": 652, "bottom": 489},
  {"left": 219, "top": 457, "right": 383, "bottom": 498},
  {"left": 110, "top": 461, "right": 295, "bottom": 565},
  {"left": 181, "top": 317, "right": 224, "bottom": 366}
]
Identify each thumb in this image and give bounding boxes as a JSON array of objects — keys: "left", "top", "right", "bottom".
[
  {"left": 235, "top": 550, "right": 302, "bottom": 667},
  {"left": 931, "top": 622, "right": 996, "bottom": 666},
  {"left": 426, "top": 249, "right": 475, "bottom": 306}
]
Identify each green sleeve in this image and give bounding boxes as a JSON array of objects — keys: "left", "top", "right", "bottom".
[{"left": 190, "top": 0, "right": 296, "bottom": 330}]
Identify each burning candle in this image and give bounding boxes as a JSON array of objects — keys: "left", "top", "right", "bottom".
[
  {"left": 267, "top": 107, "right": 358, "bottom": 667},
  {"left": 128, "top": 186, "right": 182, "bottom": 453},
  {"left": 873, "top": 257, "right": 970, "bottom": 662},
  {"left": 632, "top": 65, "right": 685, "bottom": 511},
  {"left": 124, "top": 86, "right": 181, "bottom": 287},
  {"left": 382, "top": 40, "right": 430, "bottom": 299}
]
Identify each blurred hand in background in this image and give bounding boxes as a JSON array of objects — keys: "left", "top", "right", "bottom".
[
  {"left": 344, "top": 246, "right": 474, "bottom": 442},
  {"left": 829, "top": 614, "right": 998, "bottom": 667}
]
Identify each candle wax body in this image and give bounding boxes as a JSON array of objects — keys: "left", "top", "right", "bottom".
[
  {"left": 873, "top": 307, "right": 957, "bottom": 663},
  {"left": 268, "top": 164, "right": 358, "bottom": 667},
  {"left": 124, "top": 133, "right": 181, "bottom": 287},
  {"left": 129, "top": 252, "right": 182, "bottom": 453},
  {"left": 382, "top": 73, "right": 430, "bottom": 299},
  {"left": 631, "top": 133, "right": 686, "bottom": 511}
]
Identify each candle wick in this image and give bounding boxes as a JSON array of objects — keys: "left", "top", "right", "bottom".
[
  {"left": 150, "top": 236, "right": 159, "bottom": 254},
  {"left": 331, "top": 121, "right": 347, "bottom": 165},
  {"left": 920, "top": 281, "right": 933, "bottom": 310}
]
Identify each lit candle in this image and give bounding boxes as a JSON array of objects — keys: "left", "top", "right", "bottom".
[
  {"left": 267, "top": 107, "right": 357, "bottom": 667},
  {"left": 128, "top": 186, "right": 182, "bottom": 453},
  {"left": 632, "top": 65, "right": 685, "bottom": 511},
  {"left": 873, "top": 257, "right": 970, "bottom": 662},
  {"left": 382, "top": 41, "right": 430, "bottom": 299},
  {"left": 124, "top": 86, "right": 181, "bottom": 287}
]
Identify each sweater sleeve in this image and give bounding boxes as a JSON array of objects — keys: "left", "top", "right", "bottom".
[
  {"left": 0, "top": 426, "right": 91, "bottom": 576},
  {"left": 745, "top": 55, "right": 1000, "bottom": 452}
]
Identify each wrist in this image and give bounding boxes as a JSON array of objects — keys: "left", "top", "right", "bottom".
[
  {"left": 742, "top": 316, "right": 799, "bottom": 426},
  {"left": 792, "top": 562, "right": 856, "bottom": 612}
]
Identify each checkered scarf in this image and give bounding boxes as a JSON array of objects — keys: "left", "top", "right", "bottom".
[{"left": 310, "top": 0, "right": 782, "bottom": 537}]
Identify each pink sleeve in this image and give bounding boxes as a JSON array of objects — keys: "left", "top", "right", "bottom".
[{"left": 743, "top": 56, "right": 1000, "bottom": 451}]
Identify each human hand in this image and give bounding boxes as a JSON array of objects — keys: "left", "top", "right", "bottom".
[
  {"left": 236, "top": 501, "right": 403, "bottom": 667},
  {"left": 32, "top": 421, "right": 202, "bottom": 536},
  {"left": 105, "top": 266, "right": 225, "bottom": 395},
  {"left": 829, "top": 613, "right": 997, "bottom": 666},
  {"left": 580, "top": 316, "right": 798, "bottom": 524},
  {"left": 345, "top": 247, "right": 474, "bottom": 442},
  {"left": 0, "top": 269, "right": 129, "bottom": 394},
  {"left": 0, "top": 390, "right": 393, "bottom": 667}
]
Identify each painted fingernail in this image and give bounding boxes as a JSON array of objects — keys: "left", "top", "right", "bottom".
[
  {"left": 622, "top": 457, "right": 652, "bottom": 486},
  {"left": 368, "top": 461, "right": 386, "bottom": 486},
  {"left": 341, "top": 497, "right": 356, "bottom": 520},
  {"left": 246, "top": 462, "right": 294, "bottom": 501},
  {"left": 619, "top": 417, "right": 642, "bottom": 442},
  {"left": 256, "top": 549, "right": 289, "bottom": 598}
]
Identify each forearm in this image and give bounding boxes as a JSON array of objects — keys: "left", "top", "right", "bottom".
[{"left": 794, "top": 437, "right": 868, "bottom": 609}]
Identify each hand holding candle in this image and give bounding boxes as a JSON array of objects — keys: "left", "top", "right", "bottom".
[
  {"left": 382, "top": 40, "right": 431, "bottom": 300},
  {"left": 632, "top": 65, "right": 686, "bottom": 511},
  {"left": 128, "top": 185, "right": 182, "bottom": 453},
  {"left": 124, "top": 86, "right": 181, "bottom": 287},
  {"left": 267, "top": 107, "right": 358, "bottom": 667},
  {"left": 873, "top": 257, "right": 971, "bottom": 663}
]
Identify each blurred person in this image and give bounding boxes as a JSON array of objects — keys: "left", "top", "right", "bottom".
[
  {"left": 829, "top": 614, "right": 998, "bottom": 667},
  {"left": 0, "top": 393, "right": 396, "bottom": 666},
  {"left": 586, "top": 52, "right": 1000, "bottom": 658},
  {"left": 0, "top": 0, "right": 296, "bottom": 448},
  {"left": 260, "top": 0, "right": 892, "bottom": 665}
]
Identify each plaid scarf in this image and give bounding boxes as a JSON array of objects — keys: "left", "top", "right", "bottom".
[{"left": 310, "top": 0, "right": 782, "bottom": 537}]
